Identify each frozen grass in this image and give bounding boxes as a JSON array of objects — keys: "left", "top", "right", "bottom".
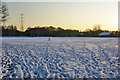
[{"left": 1, "top": 37, "right": 119, "bottom": 78}]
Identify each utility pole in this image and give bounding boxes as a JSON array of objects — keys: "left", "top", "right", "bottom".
[{"left": 20, "top": 14, "right": 24, "bottom": 32}]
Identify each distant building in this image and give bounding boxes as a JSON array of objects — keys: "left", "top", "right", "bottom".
[
  {"left": 80, "top": 33, "right": 84, "bottom": 35},
  {"left": 99, "top": 32, "right": 113, "bottom": 36}
]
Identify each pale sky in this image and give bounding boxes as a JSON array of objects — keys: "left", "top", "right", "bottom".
[{"left": 5, "top": 2, "right": 118, "bottom": 31}]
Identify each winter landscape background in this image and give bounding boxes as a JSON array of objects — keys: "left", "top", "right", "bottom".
[{"left": 1, "top": 37, "right": 119, "bottom": 78}]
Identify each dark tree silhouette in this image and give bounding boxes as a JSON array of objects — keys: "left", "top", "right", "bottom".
[{"left": 0, "top": 1, "right": 9, "bottom": 29}]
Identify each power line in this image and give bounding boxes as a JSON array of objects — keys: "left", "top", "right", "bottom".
[{"left": 20, "top": 14, "right": 24, "bottom": 32}]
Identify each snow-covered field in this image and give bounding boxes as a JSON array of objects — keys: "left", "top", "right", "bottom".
[{"left": 1, "top": 37, "right": 119, "bottom": 78}]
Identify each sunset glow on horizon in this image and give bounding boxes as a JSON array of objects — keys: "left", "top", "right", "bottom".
[{"left": 6, "top": 2, "right": 118, "bottom": 31}]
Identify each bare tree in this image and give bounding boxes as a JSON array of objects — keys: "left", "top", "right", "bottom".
[
  {"left": 85, "top": 28, "right": 92, "bottom": 32},
  {"left": 0, "top": 1, "right": 9, "bottom": 29},
  {"left": 93, "top": 25, "right": 101, "bottom": 31},
  {"left": 118, "top": 28, "right": 120, "bottom": 32}
]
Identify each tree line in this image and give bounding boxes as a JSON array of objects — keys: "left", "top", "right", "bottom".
[
  {"left": 1, "top": 25, "right": 120, "bottom": 37},
  {"left": 2, "top": 25, "right": 80, "bottom": 37}
]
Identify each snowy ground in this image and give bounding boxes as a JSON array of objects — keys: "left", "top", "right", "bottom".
[{"left": 1, "top": 37, "right": 119, "bottom": 78}]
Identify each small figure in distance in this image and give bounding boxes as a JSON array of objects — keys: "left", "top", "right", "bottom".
[{"left": 48, "top": 37, "right": 50, "bottom": 41}]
